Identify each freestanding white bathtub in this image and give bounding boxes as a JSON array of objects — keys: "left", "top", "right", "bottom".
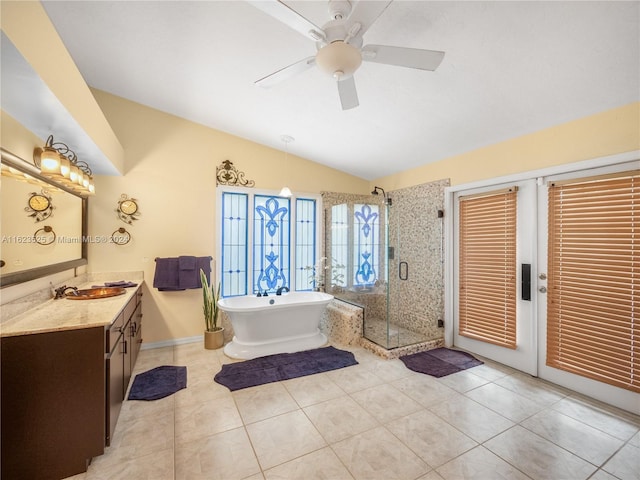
[{"left": 219, "top": 291, "right": 333, "bottom": 359}]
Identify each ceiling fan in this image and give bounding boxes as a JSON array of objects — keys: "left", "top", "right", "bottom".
[{"left": 249, "top": 0, "right": 445, "bottom": 110}]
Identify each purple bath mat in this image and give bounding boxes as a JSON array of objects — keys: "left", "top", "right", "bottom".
[
  {"left": 128, "top": 365, "right": 187, "bottom": 400},
  {"left": 400, "top": 348, "right": 483, "bottom": 378},
  {"left": 214, "top": 346, "right": 358, "bottom": 391}
]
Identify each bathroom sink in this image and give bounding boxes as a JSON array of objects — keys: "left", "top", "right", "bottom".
[{"left": 65, "top": 287, "right": 127, "bottom": 300}]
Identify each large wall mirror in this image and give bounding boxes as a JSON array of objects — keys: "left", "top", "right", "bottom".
[{"left": 1, "top": 148, "right": 87, "bottom": 287}]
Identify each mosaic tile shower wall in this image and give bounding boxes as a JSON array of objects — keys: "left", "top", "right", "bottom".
[{"left": 387, "top": 179, "right": 449, "bottom": 342}]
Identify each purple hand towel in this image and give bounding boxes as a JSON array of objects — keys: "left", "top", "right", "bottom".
[{"left": 153, "top": 257, "right": 183, "bottom": 291}]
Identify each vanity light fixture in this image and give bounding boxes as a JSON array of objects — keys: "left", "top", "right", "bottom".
[
  {"left": 33, "top": 135, "right": 95, "bottom": 196},
  {"left": 278, "top": 135, "right": 294, "bottom": 198}
]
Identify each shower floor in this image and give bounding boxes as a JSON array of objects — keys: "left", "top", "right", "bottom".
[{"left": 363, "top": 317, "right": 427, "bottom": 349}]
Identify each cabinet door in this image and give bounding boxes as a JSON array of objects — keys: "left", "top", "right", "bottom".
[
  {"left": 106, "top": 333, "right": 125, "bottom": 446},
  {"left": 1, "top": 328, "right": 105, "bottom": 480},
  {"left": 123, "top": 319, "right": 132, "bottom": 395},
  {"left": 129, "top": 302, "right": 143, "bottom": 372}
]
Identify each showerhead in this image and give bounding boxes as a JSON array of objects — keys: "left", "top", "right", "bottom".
[
  {"left": 371, "top": 186, "right": 392, "bottom": 206},
  {"left": 371, "top": 186, "right": 385, "bottom": 196}
]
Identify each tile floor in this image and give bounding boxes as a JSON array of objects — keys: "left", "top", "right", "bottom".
[{"left": 67, "top": 342, "right": 640, "bottom": 480}]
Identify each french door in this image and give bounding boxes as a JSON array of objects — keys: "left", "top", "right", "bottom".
[
  {"left": 450, "top": 157, "right": 639, "bottom": 413},
  {"left": 453, "top": 179, "right": 537, "bottom": 375}
]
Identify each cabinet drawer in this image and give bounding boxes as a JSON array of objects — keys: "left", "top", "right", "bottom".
[{"left": 123, "top": 294, "right": 137, "bottom": 323}]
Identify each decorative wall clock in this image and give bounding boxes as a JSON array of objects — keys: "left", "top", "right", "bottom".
[
  {"left": 116, "top": 194, "right": 141, "bottom": 224},
  {"left": 25, "top": 190, "right": 54, "bottom": 222}
]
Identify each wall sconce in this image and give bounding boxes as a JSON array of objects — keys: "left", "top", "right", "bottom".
[{"left": 33, "top": 135, "right": 95, "bottom": 196}]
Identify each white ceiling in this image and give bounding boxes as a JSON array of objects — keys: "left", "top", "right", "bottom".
[{"left": 39, "top": 1, "right": 640, "bottom": 180}]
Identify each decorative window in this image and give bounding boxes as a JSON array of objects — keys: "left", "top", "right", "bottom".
[
  {"left": 354, "top": 203, "right": 380, "bottom": 287},
  {"left": 219, "top": 188, "right": 319, "bottom": 297}
]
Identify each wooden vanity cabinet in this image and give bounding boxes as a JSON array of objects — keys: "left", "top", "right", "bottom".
[
  {"left": 1, "top": 327, "right": 105, "bottom": 480},
  {"left": 1, "top": 286, "right": 144, "bottom": 479}
]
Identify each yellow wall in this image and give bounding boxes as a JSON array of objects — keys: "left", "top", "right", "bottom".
[
  {"left": 1, "top": 0, "right": 124, "bottom": 173},
  {"left": 372, "top": 102, "right": 640, "bottom": 189},
  {"left": 87, "top": 90, "right": 369, "bottom": 343}
]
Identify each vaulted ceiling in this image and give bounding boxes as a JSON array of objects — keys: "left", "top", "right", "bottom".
[{"left": 38, "top": 1, "right": 640, "bottom": 180}]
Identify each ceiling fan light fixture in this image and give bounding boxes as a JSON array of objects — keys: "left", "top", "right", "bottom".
[{"left": 315, "top": 41, "right": 362, "bottom": 79}]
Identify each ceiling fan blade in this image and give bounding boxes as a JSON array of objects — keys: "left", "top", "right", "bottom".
[
  {"left": 362, "top": 45, "right": 445, "bottom": 71},
  {"left": 347, "top": 0, "right": 393, "bottom": 37},
  {"left": 255, "top": 56, "right": 316, "bottom": 88},
  {"left": 337, "top": 76, "right": 359, "bottom": 110},
  {"left": 247, "top": 0, "right": 326, "bottom": 42}
]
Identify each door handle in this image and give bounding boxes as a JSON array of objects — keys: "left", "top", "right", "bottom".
[{"left": 399, "top": 261, "right": 408, "bottom": 280}]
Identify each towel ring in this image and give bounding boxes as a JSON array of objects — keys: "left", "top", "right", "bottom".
[
  {"left": 34, "top": 225, "right": 56, "bottom": 245},
  {"left": 111, "top": 227, "right": 131, "bottom": 245}
]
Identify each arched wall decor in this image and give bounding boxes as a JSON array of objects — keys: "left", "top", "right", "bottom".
[{"left": 216, "top": 160, "right": 255, "bottom": 187}]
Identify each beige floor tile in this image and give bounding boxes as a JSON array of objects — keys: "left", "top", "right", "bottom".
[
  {"left": 332, "top": 426, "right": 430, "bottom": 480},
  {"left": 416, "top": 471, "right": 445, "bottom": 480},
  {"left": 369, "top": 358, "right": 414, "bottom": 382},
  {"left": 392, "top": 373, "right": 458, "bottom": 407},
  {"left": 465, "top": 361, "right": 515, "bottom": 381},
  {"left": 485, "top": 425, "right": 597, "bottom": 480},
  {"left": 91, "top": 409, "right": 174, "bottom": 468},
  {"left": 325, "top": 363, "right": 385, "bottom": 393},
  {"left": 263, "top": 446, "right": 354, "bottom": 480},
  {"left": 351, "top": 383, "right": 423, "bottom": 423},
  {"left": 133, "top": 346, "right": 175, "bottom": 373},
  {"left": 175, "top": 393, "right": 243, "bottom": 445},
  {"left": 233, "top": 381, "right": 299, "bottom": 424},
  {"left": 429, "top": 395, "right": 514, "bottom": 443},
  {"left": 436, "top": 370, "right": 490, "bottom": 393},
  {"left": 175, "top": 427, "right": 261, "bottom": 480},
  {"left": 552, "top": 396, "right": 640, "bottom": 441},
  {"left": 465, "top": 382, "right": 546, "bottom": 422},
  {"left": 435, "top": 446, "right": 530, "bottom": 480},
  {"left": 521, "top": 409, "right": 625, "bottom": 465},
  {"left": 246, "top": 410, "right": 326, "bottom": 470},
  {"left": 174, "top": 375, "right": 232, "bottom": 409},
  {"left": 590, "top": 469, "right": 626, "bottom": 480},
  {"left": 495, "top": 372, "right": 569, "bottom": 406},
  {"left": 86, "top": 449, "right": 174, "bottom": 480},
  {"left": 304, "top": 395, "right": 378, "bottom": 444},
  {"left": 120, "top": 393, "right": 175, "bottom": 420},
  {"left": 282, "top": 372, "right": 346, "bottom": 407},
  {"left": 386, "top": 409, "right": 477, "bottom": 468},
  {"left": 602, "top": 443, "right": 640, "bottom": 480},
  {"left": 630, "top": 431, "right": 640, "bottom": 448}
]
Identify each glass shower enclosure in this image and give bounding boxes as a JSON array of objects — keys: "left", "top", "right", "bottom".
[{"left": 323, "top": 189, "right": 441, "bottom": 350}]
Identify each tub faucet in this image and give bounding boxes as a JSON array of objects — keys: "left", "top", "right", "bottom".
[
  {"left": 276, "top": 286, "right": 290, "bottom": 296},
  {"left": 54, "top": 285, "right": 78, "bottom": 299}
]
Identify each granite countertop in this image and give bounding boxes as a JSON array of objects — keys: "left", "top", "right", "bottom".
[{"left": 0, "top": 278, "right": 143, "bottom": 338}]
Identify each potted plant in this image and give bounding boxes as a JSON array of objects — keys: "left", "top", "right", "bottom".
[{"left": 200, "top": 269, "right": 223, "bottom": 349}]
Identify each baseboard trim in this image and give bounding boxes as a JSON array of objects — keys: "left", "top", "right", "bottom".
[{"left": 140, "top": 335, "right": 203, "bottom": 350}]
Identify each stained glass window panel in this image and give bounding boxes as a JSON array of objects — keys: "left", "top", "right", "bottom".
[
  {"left": 296, "top": 198, "right": 316, "bottom": 291},
  {"left": 354, "top": 203, "right": 379, "bottom": 286},
  {"left": 253, "top": 195, "right": 290, "bottom": 294},
  {"left": 221, "top": 192, "right": 248, "bottom": 297}
]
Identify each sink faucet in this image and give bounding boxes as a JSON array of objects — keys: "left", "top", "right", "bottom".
[
  {"left": 276, "top": 286, "right": 290, "bottom": 296},
  {"left": 54, "top": 286, "right": 78, "bottom": 299}
]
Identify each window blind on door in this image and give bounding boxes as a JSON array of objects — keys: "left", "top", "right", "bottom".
[
  {"left": 459, "top": 188, "right": 517, "bottom": 349},
  {"left": 547, "top": 172, "right": 638, "bottom": 393}
]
